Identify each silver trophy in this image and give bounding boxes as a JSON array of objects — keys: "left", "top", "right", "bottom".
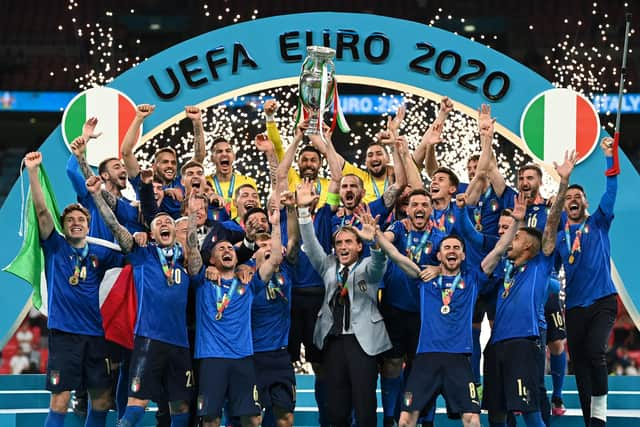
[{"left": 298, "top": 46, "right": 337, "bottom": 136}]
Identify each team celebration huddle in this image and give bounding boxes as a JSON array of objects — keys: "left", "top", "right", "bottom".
[{"left": 30, "top": 94, "right": 618, "bottom": 427}]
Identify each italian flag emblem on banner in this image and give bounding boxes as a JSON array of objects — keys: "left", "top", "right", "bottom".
[
  {"left": 520, "top": 88, "right": 600, "bottom": 164},
  {"left": 61, "top": 87, "right": 139, "bottom": 167}
]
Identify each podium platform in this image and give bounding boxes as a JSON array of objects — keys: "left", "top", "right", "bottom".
[{"left": 0, "top": 374, "right": 637, "bottom": 426}]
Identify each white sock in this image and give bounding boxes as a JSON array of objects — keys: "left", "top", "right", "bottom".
[{"left": 591, "top": 394, "right": 607, "bottom": 421}]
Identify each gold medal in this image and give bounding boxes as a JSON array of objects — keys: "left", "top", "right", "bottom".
[
  {"left": 215, "top": 312, "right": 222, "bottom": 321},
  {"left": 568, "top": 255, "right": 575, "bottom": 264},
  {"left": 475, "top": 223, "right": 483, "bottom": 232},
  {"left": 69, "top": 275, "right": 79, "bottom": 285},
  {"left": 440, "top": 305, "right": 450, "bottom": 315},
  {"left": 502, "top": 290, "right": 509, "bottom": 299}
]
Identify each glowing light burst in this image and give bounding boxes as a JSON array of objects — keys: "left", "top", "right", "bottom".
[
  {"left": 541, "top": 1, "right": 635, "bottom": 129},
  {"left": 132, "top": 84, "right": 569, "bottom": 206}
]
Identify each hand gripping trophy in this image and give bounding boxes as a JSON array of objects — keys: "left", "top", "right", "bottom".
[{"left": 297, "top": 46, "right": 350, "bottom": 140}]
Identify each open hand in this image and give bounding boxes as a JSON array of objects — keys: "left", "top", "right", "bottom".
[
  {"left": 82, "top": 117, "right": 103, "bottom": 140},
  {"left": 511, "top": 192, "right": 527, "bottom": 222},
  {"left": 553, "top": 150, "right": 577, "bottom": 181},
  {"left": 295, "top": 178, "right": 319, "bottom": 208},
  {"left": 254, "top": 133, "right": 274, "bottom": 153}
]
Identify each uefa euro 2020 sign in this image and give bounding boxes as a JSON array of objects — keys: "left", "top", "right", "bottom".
[{"left": 0, "top": 12, "right": 638, "bottom": 342}]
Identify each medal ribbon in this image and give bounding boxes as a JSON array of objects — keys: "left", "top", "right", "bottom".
[
  {"left": 502, "top": 261, "right": 527, "bottom": 296},
  {"left": 407, "top": 229, "right": 431, "bottom": 263},
  {"left": 214, "top": 278, "right": 240, "bottom": 317},
  {"left": 564, "top": 217, "right": 589, "bottom": 261},
  {"left": 437, "top": 273, "right": 464, "bottom": 309},
  {"left": 213, "top": 174, "right": 236, "bottom": 202},
  {"left": 268, "top": 270, "right": 287, "bottom": 301},
  {"left": 156, "top": 244, "right": 182, "bottom": 285},
  {"left": 70, "top": 244, "right": 89, "bottom": 282},
  {"left": 371, "top": 174, "right": 389, "bottom": 199},
  {"left": 340, "top": 214, "right": 360, "bottom": 228},
  {"left": 335, "top": 259, "right": 361, "bottom": 298},
  {"left": 473, "top": 186, "right": 493, "bottom": 229},
  {"left": 430, "top": 206, "right": 454, "bottom": 232}
]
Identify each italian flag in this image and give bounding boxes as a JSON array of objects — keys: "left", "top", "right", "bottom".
[
  {"left": 62, "top": 87, "right": 138, "bottom": 167},
  {"left": 520, "top": 88, "right": 600, "bottom": 164},
  {"left": 3, "top": 163, "right": 137, "bottom": 349}
]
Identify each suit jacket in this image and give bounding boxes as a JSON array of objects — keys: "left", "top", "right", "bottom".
[{"left": 299, "top": 218, "right": 392, "bottom": 356}]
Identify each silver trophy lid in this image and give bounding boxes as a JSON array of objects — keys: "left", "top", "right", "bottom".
[{"left": 306, "top": 45, "right": 336, "bottom": 58}]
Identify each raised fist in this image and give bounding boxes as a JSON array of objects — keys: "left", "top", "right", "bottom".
[
  {"left": 24, "top": 152, "right": 42, "bottom": 170},
  {"left": 136, "top": 104, "right": 155, "bottom": 119}
]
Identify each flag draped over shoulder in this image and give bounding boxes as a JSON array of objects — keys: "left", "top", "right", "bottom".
[
  {"left": 3, "top": 166, "right": 137, "bottom": 349},
  {"left": 3, "top": 166, "right": 61, "bottom": 313}
]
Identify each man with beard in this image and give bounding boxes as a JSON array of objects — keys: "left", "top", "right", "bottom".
[
  {"left": 188, "top": 206, "right": 283, "bottom": 427},
  {"left": 206, "top": 137, "right": 258, "bottom": 219},
  {"left": 556, "top": 138, "right": 618, "bottom": 427},
  {"left": 372, "top": 193, "right": 526, "bottom": 427},
  {"left": 88, "top": 176, "right": 204, "bottom": 427},
  {"left": 482, "top": 151, "right": 576, "bottom": 427},
  {"left": 488, "top": 151, "right": 568, "bottom": 422},
  {"left": 121, "top": 104, "right": 206, "bottom": 219},
  {"left": 264, "top": 100, "right": 331, "bottom": 209},
  {"left": 25, "top": 151, "right": 124, "bottom": 427},
  {"left": 296, "top": 179, "right": 391, "bottom": 427},
  {"left": 66, "top": 120, "right": 144, "bottom": 242},
  {"left": 378, "top": 189, "right": 446, "bottom": 427}
]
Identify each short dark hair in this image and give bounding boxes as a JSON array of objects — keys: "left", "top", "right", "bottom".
[
  {"left": 331, "top": 226, "right": 363, "bottom": 248},
  {"left": 203, "top": 238, "right": 233, "bottom": 265},
  {"left": 180, "top": 160, "right": 204, "bottom": 176},
  {"left": 151, "top": 211, "right": 174, "bottom": 226},
  {"left": 341, "top": 173, "right": 364, "bottom": 188},
  {"left": 98, "top": 157, "right": 119, "bottom": 176},
  {"left": 520, "top": 226, "right": 542, "bottom": 253},
  {"left": 211, "top": 137, "right": 230, "bottom": 149},
  {"left": 234, "top": 183, "right": 257, "bottom": 199},
  {"left": 61, "top": 203, "right": 90, "bottom": 224},
  {"left": 407, "top": 188, "right": 432, "bottom": 203},
  {"left": 154, "top": 147, "right": 177, "bottom": 163},
  {"left": 440, "top": 234, "right": 465, "bottom": 252},
  {"left": 500, "top": 208, "right": 513, "bottom": 217},
  {"left": 243, "top": 207, "right": 267, "bottom": 225},
  {"left": 468, "top": 154, "right": 480, "bottom": 163},
  {"left": 433, "top": 167, "right": 460, "bottom": 189},
  {"left": 567, "top": 184, "right": 586, "bottom": 197},
  {"left": 518, "top": 163, "right": 543, "bottom": 179},
  {"left": 298, "top": 145, "right": 322, "bottom": 160},
  {"left": 367, "top": 141, "right": 386, "bottom": 152}
]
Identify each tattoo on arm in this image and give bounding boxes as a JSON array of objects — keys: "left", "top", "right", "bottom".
[
  {"left": 76, "top": 154, "right": 95, "bottom": 180},
  {"left": 100, "top": 190, "right": 117, "bottom": 210},
  {"left": 266, "top": 151, "right": 279, "bottom": 190},
  {"left": 91, "top": 190, "right": 133, "bottom": 253},
  {"left": 187, "top": 211, "right": 203, "bottom": 274},
  {"left": 192, "top": 120, "right": 206, "bottom": 163},
  {"left": 383, "top": 184, "right": 401, "bottom": 208},
  {"left": 542, "top": 180, "right": 569, "bottom": 255}
]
